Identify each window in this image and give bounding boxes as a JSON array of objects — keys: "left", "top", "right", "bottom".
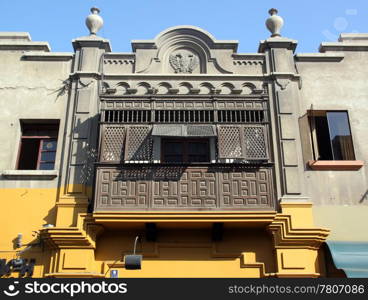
[
  {"left": 310, "top": 111, "right": 355, "bottom": 160},
  {"left": 17, "top": 123, "right": 59, "bottom": 170},
  {"left": 161, "top": 139, "right": 210, "bottom": 163}
]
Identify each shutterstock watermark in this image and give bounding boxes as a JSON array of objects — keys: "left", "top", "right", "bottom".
[
  {"left": 322, "top": 8, "right": 358, "bottom": 41},
  {"left": 228, "top": 283, "right": 366, "bottom": 296},
  {"left": 2, "top": 280, "right": 128, "bottom": 298}
]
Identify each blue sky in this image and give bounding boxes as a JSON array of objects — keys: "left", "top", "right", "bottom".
[{"left": 1, "top": 1, "right": 367, "bottom": 53}]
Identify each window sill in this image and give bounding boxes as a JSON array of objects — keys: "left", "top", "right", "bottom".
[
  {"left": 1, "top": 170, "right": 58, "bottom": 179},
  {"left": 307, "top": 160, "right": 364, "bottom": 171}
]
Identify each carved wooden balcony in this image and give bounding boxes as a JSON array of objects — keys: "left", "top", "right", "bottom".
[
  {"left": 94, "top": 164, "right": 276, "bottom": 211},
  {"left": 94, "top": 104, "right": 275, "bottom": 212}
]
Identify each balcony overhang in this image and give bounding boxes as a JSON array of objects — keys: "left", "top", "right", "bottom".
[{"left": 92, "top": 211, "right": 277, "bottom": 229}]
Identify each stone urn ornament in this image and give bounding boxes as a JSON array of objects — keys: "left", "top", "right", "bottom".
[
  {"left": 265, "top": 8, "right": 284, "bottom": 37},
  {"left": 85, "top": 7, "right": 103, "bottom": 35}
]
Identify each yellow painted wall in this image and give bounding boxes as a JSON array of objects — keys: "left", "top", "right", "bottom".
[
  {"left": 0, "top": 187, "right": 328, "bottom": 278},
  {"left": 96, "top": 228, "right": 276, "bottom": 278},
  {"left": 0, "top": 188, "right": 57, "bottom": 250},
  {"left": 0, "top": 187, "right": 58, "bottom": 277}
]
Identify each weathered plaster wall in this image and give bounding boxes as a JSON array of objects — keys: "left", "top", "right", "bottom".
[
  {"left": 297, "top": 53, "right": 368, "bottom": 204},
  {"left": 0, "top": 33, "right": 73, "bottom": 270},
  {"left": 296, "top": 38, "right": 368, "bottom": 241},
  {"left": 0, "top": 42, "right": 72, "bottom": 188}
]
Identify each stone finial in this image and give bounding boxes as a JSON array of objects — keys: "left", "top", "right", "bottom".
[
  {"left": 85, "top": 7, "right": 104, "bottom": 35},
  {"left": 265, "top": 8, "right": 284, "bottom": 37}
]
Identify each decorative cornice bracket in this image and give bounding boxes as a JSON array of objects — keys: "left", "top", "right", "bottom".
[{"left": 268, "top": 214, "right": 330, "bottom": 250}]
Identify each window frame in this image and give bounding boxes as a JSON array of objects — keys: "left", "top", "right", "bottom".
[
  {"left": 161, "top": 138, "right": 210, "bottom": 164},
  {"left": 17, "top": 123, "right": 59, "bottom": 171},
  {"left": 308, "top": 110, "right": 355, "bottom": 161},
  {"left": 306, "top": 110, "right": 363, "bottom": 170}
]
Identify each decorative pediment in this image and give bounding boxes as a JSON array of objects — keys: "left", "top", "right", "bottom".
[
  {"left": 131, "top": 26, "right": 239, "bottom": 74},
  {"left": 101, "top": 26, "right": 265, "bottom": 75}
]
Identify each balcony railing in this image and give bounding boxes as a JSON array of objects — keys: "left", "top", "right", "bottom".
[{"left": 94, "top": 164, "right": 275, "bottom": 211}]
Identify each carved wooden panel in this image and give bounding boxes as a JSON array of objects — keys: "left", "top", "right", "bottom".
[
  {"left": 94, "top": 166, "right": 275, "bottom": 211},
  {"left": 98, "top": 168, "right": 150, "bottom": 209},
  {"left": 103, "top": 101, "right": 151, "bottom": 110},
  {"left": 216, "top": 101, "right": 264, "bottom": 110},
  {"left": 218, "top": 167, "right": 273, "bottom": 208},
  {"left": 152, "top": 167, "right": 217, "bottom": 208},
  {"left": 102, "top": 100, "right": 266, "bottom": 111},
  {"left": 154, "top": 101, "right": 214, "bottom": 110}
]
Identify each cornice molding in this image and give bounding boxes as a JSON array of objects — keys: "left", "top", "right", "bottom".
[
  {"left": 268, "top": 214, "right": 330, "bottom": 250},
  {"left": 40, "top": 214, "right": 104, "bottom": 249},
  {"left": 258, "top": 38, "right": 298, "bottom": 53},
  {"left": 22, "top": 52, "right": 73, "bottom": 61},
  {"left": 319, "top": 42, "right": 368, "bottom": 52},
  {"left": 0, "top": 41, "right": 50, "bottom": 52},
  {"left": 295, "top": 53, "right": 344, "bottom": 62}
]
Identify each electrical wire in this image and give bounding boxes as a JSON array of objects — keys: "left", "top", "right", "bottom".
[{"left": 104, "top": 235, "right": 142, "bottom": 277}]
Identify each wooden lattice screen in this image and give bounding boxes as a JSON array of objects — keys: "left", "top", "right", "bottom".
[
  {"left": 217, "top": 125, "right": 243, "bottom": 158},
  {"left": 100, "top": 125, "right": 126, "bottom": 162},
  {"left": 124, "top": 125, "right": 153, "bottom": 161},
  {"left": 217, "top": 125, "right": 268, "bottom": 160}
]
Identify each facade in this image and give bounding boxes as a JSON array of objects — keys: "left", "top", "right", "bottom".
[{"left": 0, "top": 8, "right": 367, "bottom": 278}]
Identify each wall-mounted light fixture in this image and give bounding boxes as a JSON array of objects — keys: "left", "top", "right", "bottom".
[
  {"left": 42, "top": 224, "right": 54, "bottom": 228},
  {"left": 15, "top": 233, "right": 23, "bottom": 248},
  {"left": 124, "top": 236, "right": 142, "bottom": 270}
]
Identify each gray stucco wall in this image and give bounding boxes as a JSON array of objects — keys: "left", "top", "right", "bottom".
[
  {"left": 0, "top": 33, "right": 73, "bottom": 189},
  {"left": 296, "top": 35, "right": 368, "bottom": 241},
  {"left": 297, "top": 51, "right": 368, "bottom": 206}
]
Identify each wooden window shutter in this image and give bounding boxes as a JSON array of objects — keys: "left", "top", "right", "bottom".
[
  {"left": 100, "top": 125, "right": 126, "bottom": 162},
  {"left": 243, "top": 125, "right": 268, "bottom": 160},
  {"left": 124, "top": 125, "right": 153, "bottom": 161},
  {"left": 298, "top": 113, "right": 314, "bottom": 163},
  {"left": 217, "top": 125, "right": 244, "bottom": 159}
]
